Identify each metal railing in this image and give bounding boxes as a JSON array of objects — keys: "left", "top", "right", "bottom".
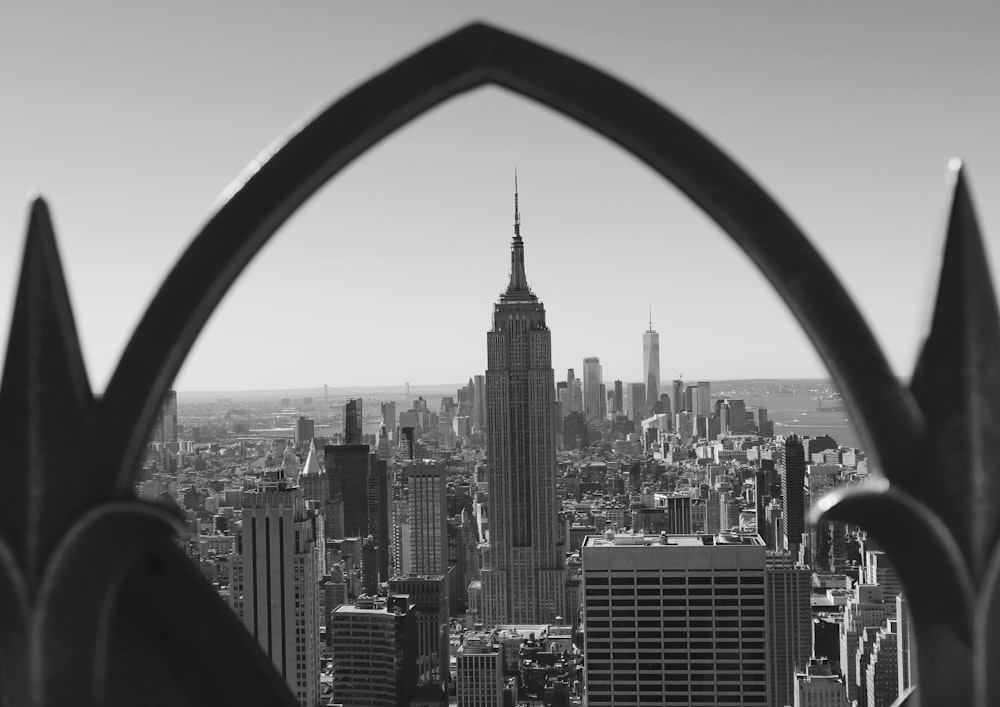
[{"left": 0, "top": 21, "right": 986, "bottom": 707}]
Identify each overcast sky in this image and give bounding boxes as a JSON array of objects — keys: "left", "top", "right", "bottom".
[{"left": 2, "top": 2, "right": 998, "bottom": 392}]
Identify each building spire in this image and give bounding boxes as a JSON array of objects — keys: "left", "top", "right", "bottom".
[
  {"left": 514, "top": 168, "right": 521, "bottom": 240},
  {"left": 504, "top": 171, "right": 533, "bottom": 300},
  {"left": 649, "top": 303, "right": 653, "bottom": 331}
]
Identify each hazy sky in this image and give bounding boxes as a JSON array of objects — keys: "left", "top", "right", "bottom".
[{"left": 2, "top": 2, "right": 998, "bottom": 392}]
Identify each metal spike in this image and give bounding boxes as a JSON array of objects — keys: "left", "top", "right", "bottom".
[
  {"left": 0, "top": 198, "right": 94, "bottom": 592},
  {"left": 909, "top": 162, "right": 1000, "bottom": 583}
]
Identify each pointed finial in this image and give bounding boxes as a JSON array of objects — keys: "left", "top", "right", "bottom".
[
  {"left": 514, "top": 168, "right": 520, "bottom": 240},
  {"left": 649, "top": 303, "right": 653, "bottom": 331}
]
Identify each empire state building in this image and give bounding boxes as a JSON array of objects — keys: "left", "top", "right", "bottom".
[{"left": 481, "top": 183, "right": 566, "bottom": 625}]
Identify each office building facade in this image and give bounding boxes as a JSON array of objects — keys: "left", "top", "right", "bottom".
[{"left": 581, "top": 533, "right": 768, "bottom": 707}]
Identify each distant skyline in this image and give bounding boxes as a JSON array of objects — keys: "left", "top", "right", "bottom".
[{"left": 2, "top": 2, "right": 998, "bottom": 391}]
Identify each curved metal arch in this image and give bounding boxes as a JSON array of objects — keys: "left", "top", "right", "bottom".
[{"left": 95, "top": 22, "right": 922, "bottom": 495}]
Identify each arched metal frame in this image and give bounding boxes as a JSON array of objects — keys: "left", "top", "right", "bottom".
[{"left": 1, "top": 20, "right": 995, "bottom": 707}]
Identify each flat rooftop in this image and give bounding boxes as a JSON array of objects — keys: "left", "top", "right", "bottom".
[{"left": 582, "top": 533, "right": 765, "bottom": 548}]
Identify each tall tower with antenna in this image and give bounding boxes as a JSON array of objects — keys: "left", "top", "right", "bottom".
[
  {"left": 481, "top": 175, "right": 565, "bottom": 625},
  {"left": 643, "top": 305, "right": 661, "bottom": 410}
]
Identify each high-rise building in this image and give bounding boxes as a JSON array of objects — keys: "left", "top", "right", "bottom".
[
  {"left": 409, "top": 460, "right": 448, "bottom": 575},
  {"left": 766, "top": 552, "right": 813, "bottom": 707},
  {"left": 369, "top": 454, "right": 391, "bottom": 582},
  {"left": 758, "top": 407, "right": 773, "bottom": 437},
  {"left": 696, "top": 381, "right": 711, "bottom": 417},
  {"left": 389, "top": 574, "right": 449, "bottom": 685},
  {"left": 481, "top": 183, "right": 565, "bottom": 625},
  {"left": 566, "top": 369, "right": 579, "bottom": 413},
  {"left": 628, "top": 383, "right": 646, "bottom": 422},
  {"left": 324, "top": 444, "right": 371, "bottom": 538},
  {"left": 643, "top": 313, "right": 660, "bottom": 407},
  {"left": 672, "top": 379, "right": 685, "bottom": 412},
  {"left": 154, "top": 388, "right": 178, "bottom": 443},
  {"left": 665, "top": 495, "right": 693, "bottom": 534},
  {"left": 685, "top": 385, "right": 697, "bottom": 413},
  {"left": 330, "top": 594, "right": 418, "bottom": 707},
  {"left": 399, "top": 427, "right": 415, "bottom": 460},
  {"left": 235, "top": 474, "right": 320, "bottom": 706},
  {"left": 473, "top": 375, "right": 486, "bottom": 431},
  {"left": 613, "top": 380, "right": 623, "bottom": 414},
  {"left": 294, "top": 415, "right": 314, "bottom": 445},
  {"left": 582, "top": 357, "right": 603, "bottom": 421},
  {"left": 345, "top": 397, "right": 363, "bottom": 445},
  {"left": 381, "top": 401, "right": 397, "bottom": 438},
  {"left": 840, "top": 585, "right": 896, "bottom": 705},
  {"left": 778, "top": 435, "right": 806, "bottom": 556},
  {"left": 581, "top": 533, "right": 767, "bottom": 707},
  {"left": 864, "top": 620, "right": 899, "bottom": 707},
  {"left": 457, "top": 634, "right": 504, "bottom": 707}
]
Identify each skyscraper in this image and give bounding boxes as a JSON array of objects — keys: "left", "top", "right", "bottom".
[
  {"left": 473, "top": 374, "right": 486, "bottom": 431},
  {"left": 766, "top": 551, "right": 813, "bottom": 707},
  {"left": 409, "top": 460, "right": 448, "bottom": 575},
  {"left": 369, "top": 454, "right": 390, "bottom": 582},
  {"left": 481, "top": 181, "right": 565, "bottom": 625},
  {"left": 389, "top": 574, "right": 449, "bottom": 685},
  {"left": 582, "top": 356, "right": 603, "bottom": 421},
  {"left": 235, "top": 474, "right": 320, "bottom": 706},
  {"left": 778, "top": 435, "right": 806, "bottom": 556},
  {"left": 643, "top": 311, "right": 660, "bottom": 407},
  {"left": 324, "top": 444, "right": 371, "bottom": 538},
  {"left": 345, "top": 397, "right": 363, "bottom": 445},
  {"left": 672, "top": 379, "right": 685, "bottom": 412},
  {"left": 613, "top": 380, "right": 623, "bottom": 414},
  {"left": 294, "top": 415, "right": 314, "bottom": 446},
  {"left": 697, "top": 381, "right": 711, "bottom": 417},
  {"left": 628, "top": 383, "right": 646, "bottom": 422}
]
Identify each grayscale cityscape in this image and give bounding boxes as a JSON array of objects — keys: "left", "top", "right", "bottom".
[{"left": 142, "top": 185, "right": 909, "bottom": 707}]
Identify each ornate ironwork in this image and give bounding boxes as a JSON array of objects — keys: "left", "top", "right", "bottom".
[{"left": 0, "top": 20, "right": 986, "bottom": 706}]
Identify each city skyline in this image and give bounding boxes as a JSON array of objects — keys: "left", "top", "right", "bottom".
[{"left": 3, "top": 3, "right": 999, "bottom": 392}]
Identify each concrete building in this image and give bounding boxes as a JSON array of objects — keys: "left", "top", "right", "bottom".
[{"left": 581, "top": 533, "right": 768, "bottom": 707}]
